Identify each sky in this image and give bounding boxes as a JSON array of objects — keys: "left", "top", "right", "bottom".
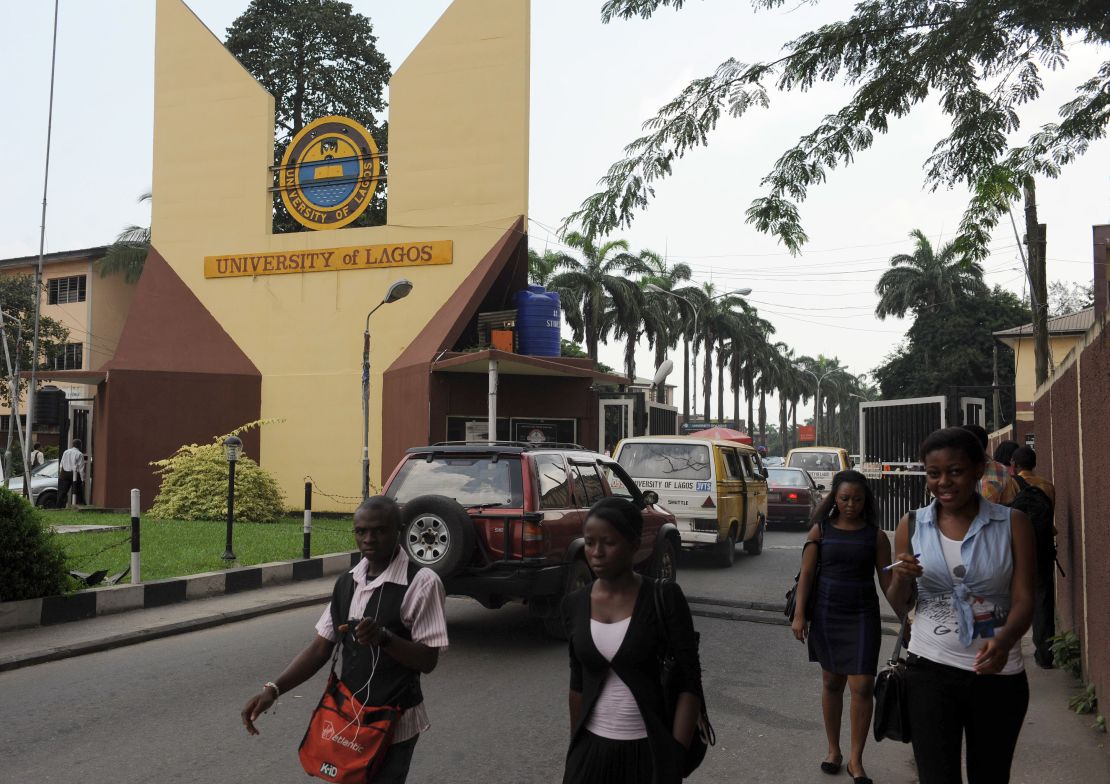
[{"left": 1, "top": 0, "right": 1107, "bottom": 424}]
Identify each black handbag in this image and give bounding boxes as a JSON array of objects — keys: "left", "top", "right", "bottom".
[
  {"left": 873, "top": 613, "right": 912, "bottom": 743},
  {"left": 784, "top": 521, "right": 824, "bottom": 621},
  {"left": 654, "top": 579, "right": 715, "bottom": 777},
  {"left": 873, "top": 510, "right": 917, "bottom": 743}
]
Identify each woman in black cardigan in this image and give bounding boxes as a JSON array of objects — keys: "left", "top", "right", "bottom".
[{"left": 561, "top": 497, "right": 703, "bottom": 784}]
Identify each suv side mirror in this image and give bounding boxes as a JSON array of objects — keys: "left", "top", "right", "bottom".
[{"left": 640, "top": 490, "right": 659, "bottom": 507}]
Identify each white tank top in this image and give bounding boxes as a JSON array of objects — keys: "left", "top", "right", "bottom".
[
  {"left": 908, "top": 532, "right": 1024, "bottom": 674},
  {"left": 585, "top": 618, "right": 649, "bottom": 739}
]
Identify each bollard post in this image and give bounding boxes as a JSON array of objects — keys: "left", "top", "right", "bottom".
[
  {"left": 130, "top": 488, "right": 141, "bottom": 584},
  {"left": 303, "top": 482, "right": 312, "bottom": 559}
]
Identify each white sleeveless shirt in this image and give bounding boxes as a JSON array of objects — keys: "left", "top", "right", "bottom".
[{"left": 585, "top": 618, "right": 649, "bottom": 739}]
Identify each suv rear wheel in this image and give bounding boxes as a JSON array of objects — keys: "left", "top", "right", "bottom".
[
  {"left": 542, "top": 558, "right": 593, "bottom": 639},
  {"left": 651, "top": 537, "right": 678, "bottom": 582},
  {"left": 400, "top": 495, "right": 475, "bottom": 578}
]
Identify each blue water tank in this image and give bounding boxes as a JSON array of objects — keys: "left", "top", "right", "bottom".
[{"left": 513, "top": 285, "right": 561, "bottom": 356}]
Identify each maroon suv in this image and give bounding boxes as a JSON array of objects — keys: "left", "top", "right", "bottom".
[{"left": 383, "top": 442, "right": 679, "bottom": 636}]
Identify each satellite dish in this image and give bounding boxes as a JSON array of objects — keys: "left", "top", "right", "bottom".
[{"left": 652, "top": 360, "right": 674, "bottom": 387}]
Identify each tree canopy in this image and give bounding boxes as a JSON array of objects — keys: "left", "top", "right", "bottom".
[
  {"left": 873, "top": 285, "right": 1029, "bottom": 428},
  {"left": 568, "top": 0, "right": 1110, "bottom": 258},
  {"left": 225, "top": 0, "right": 392, "bottom": 232}
]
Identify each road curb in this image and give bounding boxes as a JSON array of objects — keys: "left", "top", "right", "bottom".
[
  {"left": 0, "top": 590, "right": 332, "bottom": 673},
  {"left": 0, "top": 551, "right": 359, "bottom": 632}
]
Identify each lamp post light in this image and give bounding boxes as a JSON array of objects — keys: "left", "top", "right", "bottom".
[
  {"left": 645, "top": 284, "right": 751, "bottom": 424},
  {"left": 362, "top": 279, "right": 414, "bottom": 500},
  {"left": 222, "top": 435, "right": 243, "bottom": 561}
]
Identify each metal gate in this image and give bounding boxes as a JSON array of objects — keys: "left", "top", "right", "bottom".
[
  {"left": 858, "top": 396, "right": 945, "bottom": 531},
  {"left": 959, "top": 397, "right": 986, "bottom": 427}
]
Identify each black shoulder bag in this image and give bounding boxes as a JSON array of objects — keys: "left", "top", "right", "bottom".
[
  {"left": 654, "top": 579, "right": 715, "bottom": 778},
  {"left": 784, "top": 519, "right": 824, "bottom": 621},
  {"left": 873, "top": 510, "right": 916, "bottom": 743}
]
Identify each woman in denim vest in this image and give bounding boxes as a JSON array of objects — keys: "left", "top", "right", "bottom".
[{"left": 886, "top": 427, "right": 1035, "bottom": 784}]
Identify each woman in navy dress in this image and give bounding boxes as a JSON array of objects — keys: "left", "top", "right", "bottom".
[{"left": 792, "top": 470, "right": 892, "bottom": 784}]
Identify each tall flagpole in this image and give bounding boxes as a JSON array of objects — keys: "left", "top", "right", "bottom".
[{"left": 23, "top": 0, "right": 61, "bottom": 497}]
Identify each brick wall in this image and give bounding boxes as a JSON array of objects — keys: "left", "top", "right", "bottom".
[{"left": 1036, "top": 312, "right": 1109, "bottom": 708}]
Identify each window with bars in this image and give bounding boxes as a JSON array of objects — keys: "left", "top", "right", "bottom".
[
  {"left": 47, "top": 275, "right": 87, "bottom": 305},
  {"left": 47, "top": 343, "right": 83, "bottom": 371}
]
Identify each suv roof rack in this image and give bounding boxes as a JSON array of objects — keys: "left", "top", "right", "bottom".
[{"left": 422, "top": 440, "right": 592, "bottom": 451}]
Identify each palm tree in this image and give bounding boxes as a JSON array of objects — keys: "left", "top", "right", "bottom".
[
  {"left": 548, "top": 232, "right": 642, "bottom": 361},
  {"left": 875, "top": 229, "right": 987, "bottom": 320},
  {"left": 527, "top": 247, "right": 563, "bottom": 287},
  {"left": 98, "top": 192, "right": 152, "bottom": 284},
  {"left": 695, "top": 285, "right": 748, "bottom": 423},
  {"left": 640, "top": 252, "right": 692, "bottom": 402}
]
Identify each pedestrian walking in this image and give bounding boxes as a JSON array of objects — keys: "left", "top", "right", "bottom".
[
  {"left": 1009, "top": 445, "right": 1057, "bottom": 668},
  {"left": 791, "top": 469, "right": 892, "bottom": 784},
  {"left": 57, "top": 439, "right": 85, "bottom": 507},
  {"left": 561, "top": 497, "right": 703, "bottom": 784},
  {"left": 29, "top": 443, "right": 45, "bottom": 468},
  {"left": 887, "top": 427, "right": 1035, "bottom": 784},
  {"left": 961, "top": 425, "right": 1017, "bottom": 504},
  {"left": 240, "top": 496, "right": 448, "bottom": 783}
]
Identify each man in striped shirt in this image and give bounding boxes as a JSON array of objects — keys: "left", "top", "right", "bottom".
[{"left": 241, "top": 496, "right": 448, "bottom": 783}]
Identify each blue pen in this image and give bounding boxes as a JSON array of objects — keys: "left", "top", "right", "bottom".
[{"left": 883, "top": 553, "right": 921, "bottom": 572}]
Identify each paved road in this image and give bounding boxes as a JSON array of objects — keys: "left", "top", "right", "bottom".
[{"left": 3, "top": 562, "right": 1106, "bottom": 784}]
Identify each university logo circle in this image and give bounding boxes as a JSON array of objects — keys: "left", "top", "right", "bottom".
[{"left": 279, "top": 115, "right": 381, "bottom": 230}]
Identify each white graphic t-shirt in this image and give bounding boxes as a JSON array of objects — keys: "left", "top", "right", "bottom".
[{"left": 908, "top": 532, "right": 1023, "bottom": 674}]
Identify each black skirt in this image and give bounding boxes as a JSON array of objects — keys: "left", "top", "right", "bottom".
[{"left": 563, "top": 731, "right": 654, "bottom": 784}]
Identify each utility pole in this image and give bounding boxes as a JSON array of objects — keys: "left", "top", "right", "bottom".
[{"left": 1023, "top": 178, "right": 1050, "bottom": 387}]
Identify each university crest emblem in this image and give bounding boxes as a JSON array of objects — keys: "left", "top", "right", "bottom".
[{"left": 278, "top": 115, "right": 381, "bottom": 230}]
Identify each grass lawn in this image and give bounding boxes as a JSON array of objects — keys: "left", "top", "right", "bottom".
[{"left": 40, "top": 509, "right": 357, "bottom": 583}]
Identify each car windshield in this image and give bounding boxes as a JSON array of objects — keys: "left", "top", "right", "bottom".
[
  {"left": 788, "top": 451, "right": 839, "bottom": 472},
  {"left": 617, "top": 443, "right": 711, "bottom": 480},
  {"left": 387, "top": 455, "right": 523, "bottom": 507},
  {"left": 768, "top": 468, "right": 810, "bottom": 488}
]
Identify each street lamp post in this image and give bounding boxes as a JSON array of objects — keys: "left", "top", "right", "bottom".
[
  {"left": 222, "top": 435, "right": 242, "bottom": 561},
  {"left": 800, "top": 368, "right": 843, "bottom": 444},
  {"left": 362, "top": 279, "right": 414, "bottom": 500},
  {"left": 645, "top": 284, "right": 751, "bottom": 425}
]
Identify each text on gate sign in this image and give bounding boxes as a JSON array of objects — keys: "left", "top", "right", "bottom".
[{"left": 203, "top": 240, "right": 453, "bottom": 279}]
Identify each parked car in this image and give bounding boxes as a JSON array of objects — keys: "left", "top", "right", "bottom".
[
  {"left": 785, "top": 446, "right": 850, "bottom": 491},
  {"left": 4, "top": 459, "right": 59, "bottom": 508},
  {"left": 766, "top": 467, "right": 822, "bottom": 527},
  {"left": 382, "top": 441, "right": 679, "bottom": 637},
  {"left": 613, "top": 435, "right": 768, "bottom": 568}
]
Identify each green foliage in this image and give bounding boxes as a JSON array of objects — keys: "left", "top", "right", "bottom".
[
  {"left": 875, "top": 230, "right": 988, "bottom": 320},
  {"left": 97, "top": 192, "right": 151, "bottom": 284},
  {"left": 570, "top": 1, "right": 1110, "bottom": 258},
  {"left": 872, "top": 286, "right": 1029, "bottom": 430},
  {"left": 0, "top": 275, "right": 71, "bottom": 407},
  {"left": 560, "top": 338, "right": 588, "bottom": 358},
  {"left": 149, "top": 421, "right": 286, "bottom": 523},
  {"left": 1094, "top": 714, "right": 1106, "bottom": 733},
  {"left": 0, "top": 488, "right": 69, "bottom": 601},
  {"left": 1050, "top": 629, "right": 1084, "bottom": 680},
  {"left": 1069, "top": 682, "right": 1098, "bottom": 715},
  {"left": 225, "top": 0, "right": 392, "bottom": 233}
]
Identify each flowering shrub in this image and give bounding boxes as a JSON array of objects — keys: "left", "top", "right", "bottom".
[{"left": 149, "top": 421, "right": 286, "bottom": 523}]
